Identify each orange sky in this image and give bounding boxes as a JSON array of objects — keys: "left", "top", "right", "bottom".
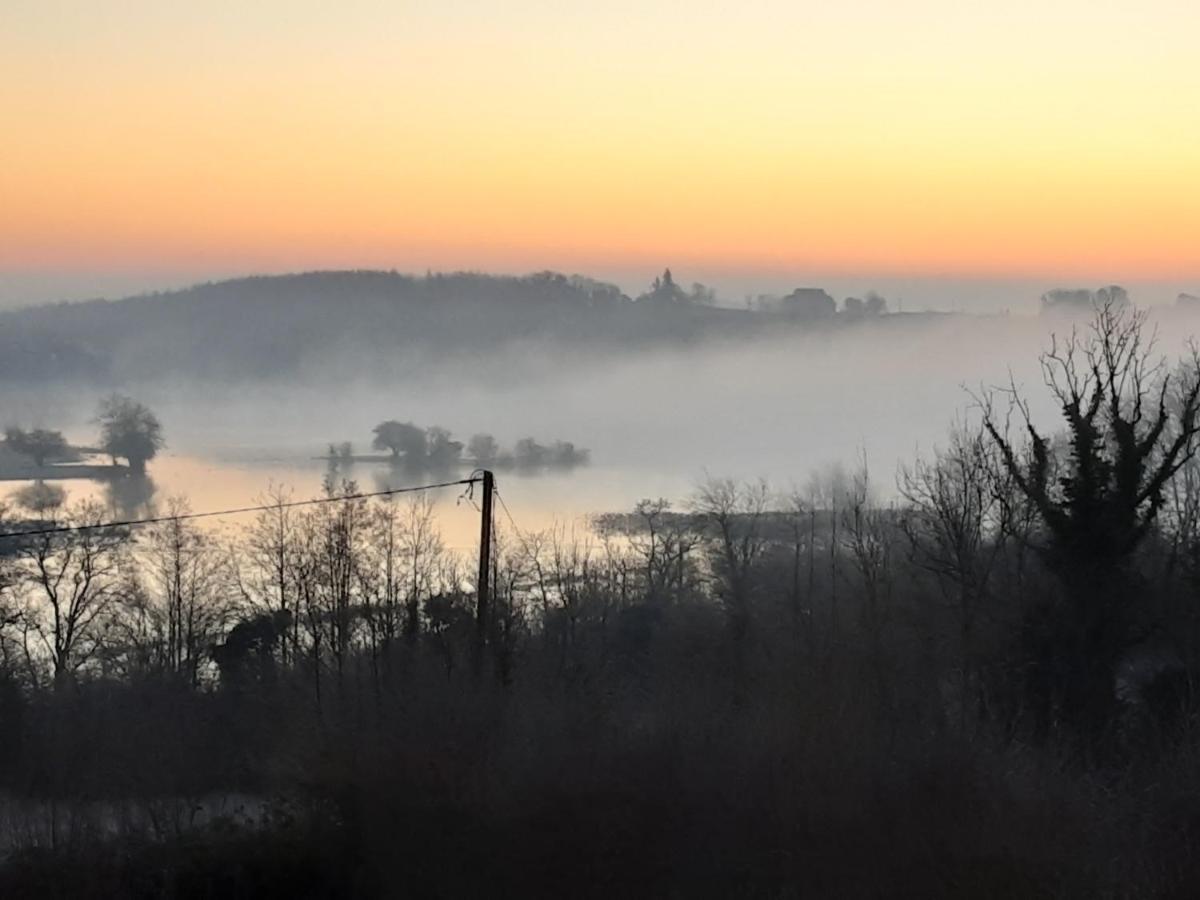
[{"left": 3, "top": 1, "right": 1199, "bottom": 287}]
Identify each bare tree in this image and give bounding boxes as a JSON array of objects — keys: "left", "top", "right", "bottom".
[
  {"left": 900, "top": 422, "right": 1007, "bottom": 731},
  {"left": 806, "top": 463, "right": 851, "bottom": 641},
  {"left": 779, "top": 488, "right": 817, "bottom": 650},
  {"left": 305, "top": 479, "right": 370, "bottom": 691},
  {"left": 357, "top": 497, "right": 405, "bottom": 691},
  {"left": 238, "top": 484, "right": 300, "bottom": 665},
  {"left": 839, "top": 461, "right": 895, "bottom": 652},
  {"left": 981, "top": 303, "right": 1200, "bottom": 739},
  {"left": 424, "top": 555, "right": 474, "bottom": 679},
  {"left": 17, "top": 501, "right": 127, "bottom": 686},
  {"left": 398, "top": 493, "right": 444, "bottom": 642},
  {"left": 691, "top": 478, "right": 772, "bottom": 640},
  {"left": 517, "top": 522, "right": 603, "bottom": 673},
  {"left": 0, "top": 502, "right": 23, "bottom": 678},
  {"left": 617, "top": 498, "right": 703, "bottom": 606},
  {"left": 135, "top": 498, "right": 230, "bottom": 687}
]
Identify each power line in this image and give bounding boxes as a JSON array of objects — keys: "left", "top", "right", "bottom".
[
  {"left": 494, "top": 487, "right": 520, "bottom": 535},
  {"left": 0, "top": 476, "right": 481, "bottom": 542}
]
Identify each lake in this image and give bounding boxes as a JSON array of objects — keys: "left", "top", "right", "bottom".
[{"left": 0, "top": 313, "right": 1095, "bottom": 545}]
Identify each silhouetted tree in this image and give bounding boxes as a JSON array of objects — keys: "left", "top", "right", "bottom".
[
  {"left": 514, "top": 438, "right": 548, "bottom": 467},
  {"left": 4, "top": 428, "right": 68, "bottom": 468},
  {"left": 689, "top": 282, "right": 716, "bottom": 305},
  {"left": 372, "top": 420, "right": 426, "bottom": 462},
  {"left": 691, "top": 478, "right": 771, "bottom": 642},
  {"left": 620, "top": 498, "right": 703, "bottom": 606},
  {"left": 982, "top": 303, "right": 1200, "bottom": 741},
  {"left": 639, "top": 268, "right": 690, "bottom": 306},
  {"left": 398, "top": 494, "right": 444, "bottom": 641},
  {"left": 137, "top": 498, "right": 230, "bottom": 687},
  {"left": 468, "top": 433, "right": 499, "bottom": 465},
  {"left": 899, "top": 423, "right": 1007, "bottom": 732},
  {"left": 96, "top": 394, "right": 163, "bottom": 474},
  {"left": 238, "top": 485, "right": 300, "bottom": 665},
  {"left": 549, "top": 440, "right": 589, "bottom": 467},
  {"left": 213, "top": 610, "right": 292, "bottom": 689},
  {"left": 1041, "top": 285, "right": 1131, "bottom": 317},
  {"left": 843, "top": 295, "right": 887, "bottom": 317},
  {"left": 840, "top": 462, "right": 894, "bottom": 637},
  {"left": 425, "top": 426, "right": 463, "bottom": 467},
  {"left": 16, "top": 501, "right": 127, "bottom": 686}
]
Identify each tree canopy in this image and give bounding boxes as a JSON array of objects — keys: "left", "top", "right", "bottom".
[
  {"left": 372, "top": 421, "right": 427, "bottom": 460},
  {"left": 96, "top": 394, "right": 164, "bottom": 474},
  {"left": 981, "top": 302, "right": 1200, "bottom": 741},
  {"left": 3, "top": 428, "right": 68, "bottom": 467}
]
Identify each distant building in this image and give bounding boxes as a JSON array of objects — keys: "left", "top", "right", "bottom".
[
  {"left": 1178, "top": 292, "right": 1200, "bottom": 309},
  {"left": 637, "top": 268, "right": 690, "bottom": 307},
  {"left": 780, "top": 287, "right": 836, "bottom": 318}
]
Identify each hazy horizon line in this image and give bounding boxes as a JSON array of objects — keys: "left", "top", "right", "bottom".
[{"left": 2, "top": 265, "right": 1198, "bottom": 315}]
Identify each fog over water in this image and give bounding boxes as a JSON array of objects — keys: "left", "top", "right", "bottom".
[{"left": 0, "top": 309, "right": 1123, "bottom": 545}]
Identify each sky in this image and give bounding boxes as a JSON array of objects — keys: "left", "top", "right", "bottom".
[{"left": 3, "top": 1, "right": 1199, "bottom": 309}]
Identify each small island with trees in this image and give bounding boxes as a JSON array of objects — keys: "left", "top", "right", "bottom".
[
  {"left": 320, "top": 421, "right": 590, "bottom": 473},
  {"left": 0, "top": 393, "right": 164, "bottom": 482}
]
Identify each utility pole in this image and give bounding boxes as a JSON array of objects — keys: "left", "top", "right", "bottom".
[{"left": 474, "top": 469, "right": 494, "bottom": 678}]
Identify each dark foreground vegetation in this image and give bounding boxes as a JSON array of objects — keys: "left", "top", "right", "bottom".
[{"left": 5, "top": 304, "right": 1200, "bottom": 896}]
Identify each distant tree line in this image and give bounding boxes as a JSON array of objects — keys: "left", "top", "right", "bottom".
[
  {"left": 750, "top": 286, "right": 889, "bottom": 318},
  {"left": 0, "top": 269, "right": 904, "bottom": 384},
  {"left": 342, "top": 420, "right": 589, "bottom": 471},
  {"left": 1041, "top": 284, "right": 1132, "bottom": 316}
]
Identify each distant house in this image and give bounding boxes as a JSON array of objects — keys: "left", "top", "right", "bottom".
[
  {"left": 780, "top": 287, "right": 836, "bottom": 318},
  {"left": 1178, "top": 293, "right": 1200, "bottom": 309}
]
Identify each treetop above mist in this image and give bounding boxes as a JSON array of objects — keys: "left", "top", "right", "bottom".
[
  {"left": 1, "top": 394, "right": 162, "bottom": 480},
  {"left": 1040, "top": 284, "right": 1131, "bottom": 316},
  {"left": 323, "top": 421, "right": 589, "bottom": 472}
]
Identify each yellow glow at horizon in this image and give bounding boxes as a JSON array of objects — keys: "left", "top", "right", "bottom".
[{"left": 3, "top": 1, "right": 1199, "bottom": 278}]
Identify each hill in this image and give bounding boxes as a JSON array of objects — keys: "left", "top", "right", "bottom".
[{"left": 0, "top": 269, "right": 904, "bottom": 384}]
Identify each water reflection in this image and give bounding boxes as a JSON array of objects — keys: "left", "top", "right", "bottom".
[
  {"left": 104, "top": 473, "right": 157, "bottom": 519},
  {"left": 0, "top": 452, "right": 688, "bottom": 553},
  {"left": 10, "top": 480, "right": 68, "bottom": 517}
]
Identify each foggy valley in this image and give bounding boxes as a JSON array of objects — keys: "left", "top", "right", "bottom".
[
  {"left": 0, "top": 271, "right": 1136, "bottom": 537},
  {"left": 7, "top": 1, "right": 1200, "bottom": 896},
  {"left": 4, "top": 272, "right": 1200, "bottom": 898}
]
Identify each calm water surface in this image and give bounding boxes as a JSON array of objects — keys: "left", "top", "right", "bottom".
[{"left": 0, "top": 452, "right": 696, "bottom": 550}]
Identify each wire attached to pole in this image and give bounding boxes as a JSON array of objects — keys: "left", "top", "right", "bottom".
[{"left": 0, "top": 476, "right": 481, "bottom": 541}]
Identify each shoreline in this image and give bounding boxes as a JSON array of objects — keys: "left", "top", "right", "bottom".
[{"left": 0, "top": 464, "right": 131, "bottom": 483}]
